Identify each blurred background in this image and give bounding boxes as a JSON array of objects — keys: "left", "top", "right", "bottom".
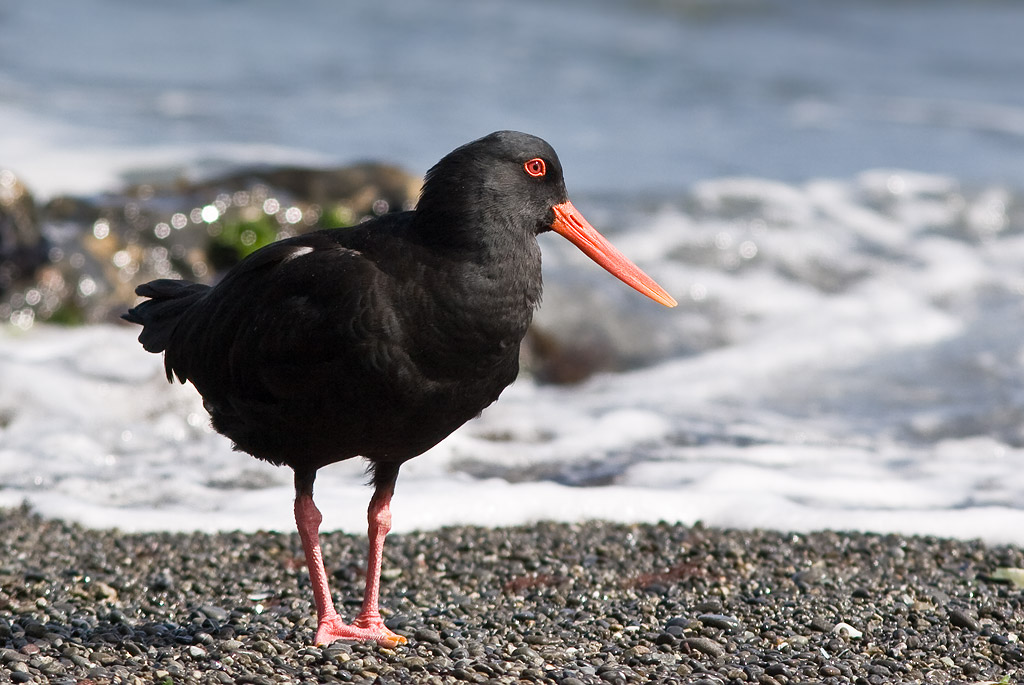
[
  {"left": 2, "top": 0, "right": 1024, "bottom": 541},
  {"left": 2, "top": 0, "right": 1023, "bottom": 196}
]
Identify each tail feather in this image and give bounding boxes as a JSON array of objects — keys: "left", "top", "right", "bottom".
[{"left": 122, "top": 279, "right": 210, "bottom": 355}]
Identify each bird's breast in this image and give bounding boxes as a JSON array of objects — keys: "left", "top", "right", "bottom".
[{"left": 381, "top": 249, "right": 540, "bottom": 398}]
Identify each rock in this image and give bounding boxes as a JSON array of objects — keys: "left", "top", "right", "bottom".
[
  {"left": 807, "top": 616, "right": 835, "bottom": 633},
  {"left": 92, "top": 582, "right": 118, "bottom": 602},
  {"left": 0, "top": 162, "right": 421, "bottom": 328},
  {"left": 0, "top": 508, "right": 1021, "bottom": 683},
  {"left": 832, "top": 621, "right": 863, "bottom": 639},
  {"left": 1, "top": 648, "right": 28, "bottom": 664},
  {"left": 216, "top": 637, "right": 243, "bottom": 653},
  {"left": 0, "top": 169, "right": 45, "bottom": 295},
  {"left": 413, "top": 628, "right": 442, "bottom": 644},
  {"left": 819, "top": 664, "right": 841, "bottom": 677},
  {"left": 694, "top": 600, "right": 723, "bottom": 613},
  {"left": 682, "top": 637, "right": 725, "bottom": 658},
  {"left": 697, "top": 613, "right": 740, "bottom": 631},
  {"left": 990, "top": 566, "right": 1024, "bottom": 588},
  {"left": 948, "top": 607, "right": 981, "bottom": 631},
  {"left": 197, "top": 604, "right": 229, "bottom": 622},
  {"left": 176, "top": 163, "right": 420, "bottom": 217},
  {"left": 598, "top": 670, "right": 627, "bottom": 685}
]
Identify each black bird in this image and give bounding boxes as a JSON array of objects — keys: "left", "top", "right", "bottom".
[{"left": 124, "top": 131, "right": 676, "bottom": 647}]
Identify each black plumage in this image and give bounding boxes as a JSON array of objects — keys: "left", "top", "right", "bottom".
[{"left": 124, "top": 131, "right": 675, "bottom": 647}]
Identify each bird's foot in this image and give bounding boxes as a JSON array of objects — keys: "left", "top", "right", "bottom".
[{"left": 314, "top": 612, "right": 407, "bottom": 648}]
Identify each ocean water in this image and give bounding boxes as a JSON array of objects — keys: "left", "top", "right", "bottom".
[
  {"left": 3, "top": 0, "right": 1024, "bottom": 197},
  {"left": 2, "top": 0, "right": 1024, "bottom": 543}
]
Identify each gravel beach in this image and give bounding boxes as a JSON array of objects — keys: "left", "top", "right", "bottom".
[{"left": 1, "top": 505, "right": 1022, "bottom": 684}]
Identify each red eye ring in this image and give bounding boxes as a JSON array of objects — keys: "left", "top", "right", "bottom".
[{"left": 524, "top": 158, "right": 546, "bottom": 177}]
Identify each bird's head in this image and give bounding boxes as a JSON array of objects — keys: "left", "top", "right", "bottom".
[{"left": 417, "top": 131, "right": 677, "bottom": 308}]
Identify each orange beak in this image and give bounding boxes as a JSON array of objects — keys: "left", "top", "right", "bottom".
[{"left": 551, "top": 201, "right": 677, "bottom": 308}]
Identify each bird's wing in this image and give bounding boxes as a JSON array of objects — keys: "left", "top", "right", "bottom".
[{"left": 165, "top": 229, "right": 403, "bottom": 409}]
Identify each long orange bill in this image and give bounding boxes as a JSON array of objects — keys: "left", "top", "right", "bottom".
[{"left": 551, "top": 200, "right": 677, "bottom": 307}]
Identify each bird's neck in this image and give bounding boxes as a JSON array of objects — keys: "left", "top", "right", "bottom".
[
  {"left": 412, "top": 200, "right": 540, "bottom": 276},
  {"left": 405, "top": 208, "right": 543, "bottom": 347},
  {"left": 444, "top": 228, "right": 544, "bottom": 327}
]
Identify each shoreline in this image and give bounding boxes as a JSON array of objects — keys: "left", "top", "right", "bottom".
[{"left": 1, "top": 506, "right": 1022, "bottom": 684}]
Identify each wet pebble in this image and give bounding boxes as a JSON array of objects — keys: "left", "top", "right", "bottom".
[
  {"left": 413, "top": 627, "right": 442, "bottom": 644},
  {"left": 807, "top": 615, "right": 835, "bottom": 632},
  {"left": 198, "top": 604, "right": 229, "bottom": 622},
  {"left": 0, "top": 507, "right": 1022, "bottom": 683},
  {"left": 683, "top": 637, "right": 726, "bottom": 658},
  {"left": 948, "top": 607, "right": 981, "bottom": 631},
  {"left": 697, "top": 613, "right": 740, "bottom": 631}
]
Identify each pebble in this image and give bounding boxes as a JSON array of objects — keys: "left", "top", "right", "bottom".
[
  {"left": 697, "top": 613, "right": 740, "bottom": 631},
  {"left": 807, "top": 616, "right": 835, "bottom": 633},
  {"left": 198, "top": 604, "right": 230, "bottom": 622},
  {"left": 832, "top": 621, "right": 863, "bottom": 639},
  {"left": 0, "top": 506, "right": 1021, "bottom": 683},
  {"left": 682, "top": 637, "right": 726, "bottom": 658},
  {"left": 413, "top": 627, "right": 442, "bottom": 644},
  {"left": 948, "top": 607, "right": 981, "bottom": 631}
]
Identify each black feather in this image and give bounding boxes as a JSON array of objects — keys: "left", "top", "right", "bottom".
[{"left": 122, "top": 279, "right": 210, "bottom": 361}]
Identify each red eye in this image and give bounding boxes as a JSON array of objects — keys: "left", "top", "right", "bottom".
[{"left": 524, "top": 158, "right": 546, "bottom": 177}]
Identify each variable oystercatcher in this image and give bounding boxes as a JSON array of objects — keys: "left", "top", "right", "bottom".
[{"left": 124, "top": 131, "right": 676, "bottom": 647}]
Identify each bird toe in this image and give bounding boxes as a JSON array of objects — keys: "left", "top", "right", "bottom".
[{"left": 313, "top": 614, "right": 407, "bottom": 648}]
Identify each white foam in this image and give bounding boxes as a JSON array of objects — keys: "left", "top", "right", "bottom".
[
  {"left": 2, "top": 170, "right": 1024, "bottom": 545},
  {"left": 0, "top": 103, "right": 333, "bottom": 199}
]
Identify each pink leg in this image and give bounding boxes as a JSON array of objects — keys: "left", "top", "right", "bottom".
[
  {"left": 294, "top": 488, "right": 406, "bottom": 647},
  {"left": 353, "top": 484, "right": 393, "bottom": 629}
]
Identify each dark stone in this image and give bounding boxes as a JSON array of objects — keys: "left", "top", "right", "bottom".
[
  {"left": 3, "top": 162, "right": 421, "bottom": 327},
  {"left": 598, "top": 670, "right": 627, "bottom": 685},
  {"left": 414, "top": 628, "right": 442, "bottom": 644},
  {"left": 180, "top": 163, "right": 421, "bottom": 217},
  {"left": 682, "top": 637, "right": 725, "bottom": 658},
  {"left": 198, "top": 604, "right": 229, "bottom": 622},
  {"left": 0, "top": 509, "right": 1022, "bottom": 684},
  {"left": 948, "top": 608, "right": 981, "bottom": 632},
  {"left": 697, "top": 614, "right": 740, "bottom": 631},
  {"left": 807, "top": 616, "right": 835, "bottom": 633}
]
